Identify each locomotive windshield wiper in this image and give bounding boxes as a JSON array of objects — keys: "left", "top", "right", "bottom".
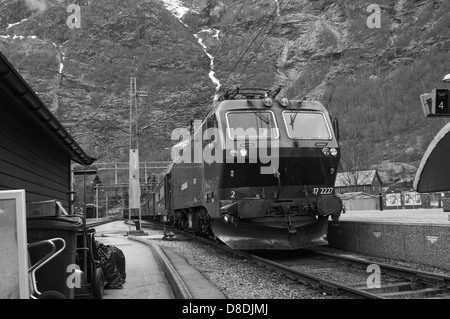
[
  {"left": 289, "top": 113, "right": 298, "bottom": 129},
  {"left": 247, "top": 100, "right": 271, "bottom": 125}
]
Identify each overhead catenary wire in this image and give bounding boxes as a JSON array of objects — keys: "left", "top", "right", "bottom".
[
  {"left": 210, "top": 0, "right": 251, "bottom": 59},
  {"left": 140, "top": 90, "right": 213, "bottom": 129},
  {"left": 234, "top": 0, "right": 294, "bottom": 83},
  {"left": 143, "top": 1, "right": 283, "bottom": 123},
  {"left": 135, "top": 4, "right": 258, "bottom": 132},
  {"left": 141, "top": 0, "right": 291, "bottom": 135},
  {"left": 220, "top": 0, "right": 286, "bottom": 90}
]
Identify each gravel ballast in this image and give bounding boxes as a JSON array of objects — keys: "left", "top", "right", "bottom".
[
  {"left": 96, "top": 221, "right": 450, "bottom": 299},
  {"left": 150, "top": 230, "right": 339, "bottom": 299}
]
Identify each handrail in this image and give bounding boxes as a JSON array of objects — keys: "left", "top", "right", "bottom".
[{"left": 28, "top": 238, "right": 66, "bottom": 298}]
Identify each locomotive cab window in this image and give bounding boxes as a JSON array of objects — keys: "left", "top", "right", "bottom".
[
  {"left": 282, "top": 111, "right": 331, "bottom": 140},
  {"left": 226, "top": 110, "right": 279, "bottom": 139}
]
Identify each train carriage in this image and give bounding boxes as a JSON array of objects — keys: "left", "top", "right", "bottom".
[{"left": 138, "top": 167, "right": 172, "bottom": 222}]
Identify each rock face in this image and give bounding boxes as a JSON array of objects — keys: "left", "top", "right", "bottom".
[
  {"left": 1, "top": 0, "right": 449, "bottom": 182},
  {"left": 0, "top": 0, "right": 216, "bottom": 162}
]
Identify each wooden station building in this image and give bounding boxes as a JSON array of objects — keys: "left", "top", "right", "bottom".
[{"left": 0, "top": 51, "right": 95, "bottom": 210}]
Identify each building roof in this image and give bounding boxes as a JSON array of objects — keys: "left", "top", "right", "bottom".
[
  {"left": 0, "top": 51, "right": 95, "bottom": 165},
  {"left": 335, "top": 170, "right": 381, "bottom": 187}
]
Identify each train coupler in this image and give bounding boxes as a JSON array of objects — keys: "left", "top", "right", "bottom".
[{"left": 283, "top": 206, "right": 297, "bottom": 235}]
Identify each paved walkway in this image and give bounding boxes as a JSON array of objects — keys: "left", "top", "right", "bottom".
[
  {"left": 93, "top": 222, "right": 175, "bottom": 299},
  {"left": 340, "top": 208, "right": 450, "bottom": 225},
  {"left": 91, "top": 221, "right": 226, "bottom": 299}
]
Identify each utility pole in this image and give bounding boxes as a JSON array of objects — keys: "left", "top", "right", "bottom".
[
  {"left": 95, "top": 185, "right": 99, "bottom": 219},
  {"left": 128, "top": 77, "right": 148, "bottom": 234}
]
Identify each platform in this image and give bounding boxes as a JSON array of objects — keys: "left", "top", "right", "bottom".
[
  {"left": 93, "top": 221, "right": 226, "bottom": 299},
  {"left": 327, "top": 208, "right": 450, "bottom": 271},
  {"left": 94, "top": 222, "right": 175, "bottom": 299},
  {"left": 339, "top": 208, "right": 450, "bottom": 225}
]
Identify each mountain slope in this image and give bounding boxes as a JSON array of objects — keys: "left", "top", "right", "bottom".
[
  {"left": 1, "top": 0, "right": 216, "bottom": 161},
  {"left": 1, "top": 0, "right": 450, "bottom": 185}
]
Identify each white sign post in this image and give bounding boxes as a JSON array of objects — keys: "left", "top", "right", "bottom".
[
  {"left": 0, "top": 189, "right": 29, "bottom": 299},
  {"left": 129, "top": 149, "right": 141, "bottom": 232}
]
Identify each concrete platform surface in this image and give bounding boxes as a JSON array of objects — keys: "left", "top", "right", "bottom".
[
  {"left": 329, "top": 208, "right": 450, "bottom": 271},
  {"left": 340, "top": 208, "right": 450, "bottom": 226},
  {"left": 94, "top": 222, "right": 175, "bottom": 299},
  {"left": 130, "top": 235, "right": 226, "bottom": 299},
  {"left": 93, "top": 221, "right": 226, "bottom": 299}
]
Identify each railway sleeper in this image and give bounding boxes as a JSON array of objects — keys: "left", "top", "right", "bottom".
[
  {"left": 376, "top": 287, "right": 449, "bottom": 298},
  {"left": 313, "top": 283, "right": 342, "bottom": 296},
  {"left": 413, "top": 275, "right": 449, "bottom": 288},
  {"left": 359, "top": 279, "right": 450, "bottom": 298},
  {"left": 361, "top": 281, "right": 426, "bottom": 294}
]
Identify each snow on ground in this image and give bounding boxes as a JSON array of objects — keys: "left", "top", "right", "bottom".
[
  {"left": 160, "top": 0, "right": 191, "bottom": 20},
  {"left": 160, "top": 0, "right": 222, "bottom": 101},
  {"left": 7, "top": 18, "right": 27, "bottom": 29},
  {"left": 194, "top": 31, "right": 221, "bottom": 92},
  {"left": 0, "top": 34, "right": 37, "bottom": 39},
  {"left": 52, "top": 41, "right": 65, "bottom": 74},
  {"left": 274, "top": 0, "right": 281, "bottom": 16}
]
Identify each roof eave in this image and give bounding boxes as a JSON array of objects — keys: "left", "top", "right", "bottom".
[{"left": 0, "top": 51, "right": 95, "bottom": 166}]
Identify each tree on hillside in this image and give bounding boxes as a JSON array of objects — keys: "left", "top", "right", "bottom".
[{"left": 338, "top": 142, "right": 371, "bottom": 192}]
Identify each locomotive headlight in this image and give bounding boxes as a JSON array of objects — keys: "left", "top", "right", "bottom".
[
  {"left": 239, "top": 148, "right": 248, "bottom": 157},
  {"left": 330, "top": 148, "right": 338, "bottom": 156},
  {"left": 322, "top": 148, "right": 330, "bottom": 156},
  {"left": 230, "top": 149, "right": 238, "bottom": 157},
  {"left": 263, "top": 97, "right": 273, "bottom": 107},
  {"left": 280, "top": 98, "right": 290, "bottom": 108}
]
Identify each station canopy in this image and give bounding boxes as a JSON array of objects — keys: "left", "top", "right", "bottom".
[{"left": 414, "top": 122, "right": 450, "bottom": 192}]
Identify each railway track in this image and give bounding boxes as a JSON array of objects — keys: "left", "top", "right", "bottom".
[
  {"left": 303, "top": 250, "right": 450, "bottom": 299},
  {"left": 139, "top": 219, "right": 450, "bottom": 299}
]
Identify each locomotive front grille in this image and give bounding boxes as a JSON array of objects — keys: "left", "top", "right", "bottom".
[
  {"left": 265, "top": 200, "right": 317, "bottom": 217},
  {"left": 237, "top": 199, "right": 319, "bottom": 219},
  {"left": 249, "top": 215, "right": 318, "bottom": 228},
  {"left": 266, "top": 205, "right": 302, "bottom": 217}
]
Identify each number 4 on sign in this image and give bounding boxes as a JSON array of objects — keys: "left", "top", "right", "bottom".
[{"left": 439, "top": 102, "right": 444, "bottom": 109}]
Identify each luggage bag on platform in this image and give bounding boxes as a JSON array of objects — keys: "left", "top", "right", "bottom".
[{"left": 95, "top": 241, "right": 126, "bottom": 289}]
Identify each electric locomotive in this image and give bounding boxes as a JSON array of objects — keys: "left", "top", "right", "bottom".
[{"left": 141, "top": 87, "right": 343, "bottom": 250}]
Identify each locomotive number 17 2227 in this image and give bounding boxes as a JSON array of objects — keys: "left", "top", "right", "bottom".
[{"left": 312, "top": 187, "right": 334, "bottom": 195}]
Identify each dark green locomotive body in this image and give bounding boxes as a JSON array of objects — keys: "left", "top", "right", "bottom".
[{"left": 140, "top": 92, "right": 342, "bottom": 250}]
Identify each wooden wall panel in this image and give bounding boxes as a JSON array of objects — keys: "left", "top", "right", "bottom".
[{"left": 0, "top": 97, "right": 71, "bottom": 206}]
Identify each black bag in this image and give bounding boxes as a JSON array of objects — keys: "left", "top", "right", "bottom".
[
  {"left": 95, "top": 241, "right": 125, "bottom": 288},
  {"left": 110, "top": 245, "right": 126, "bottom": 284}
]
